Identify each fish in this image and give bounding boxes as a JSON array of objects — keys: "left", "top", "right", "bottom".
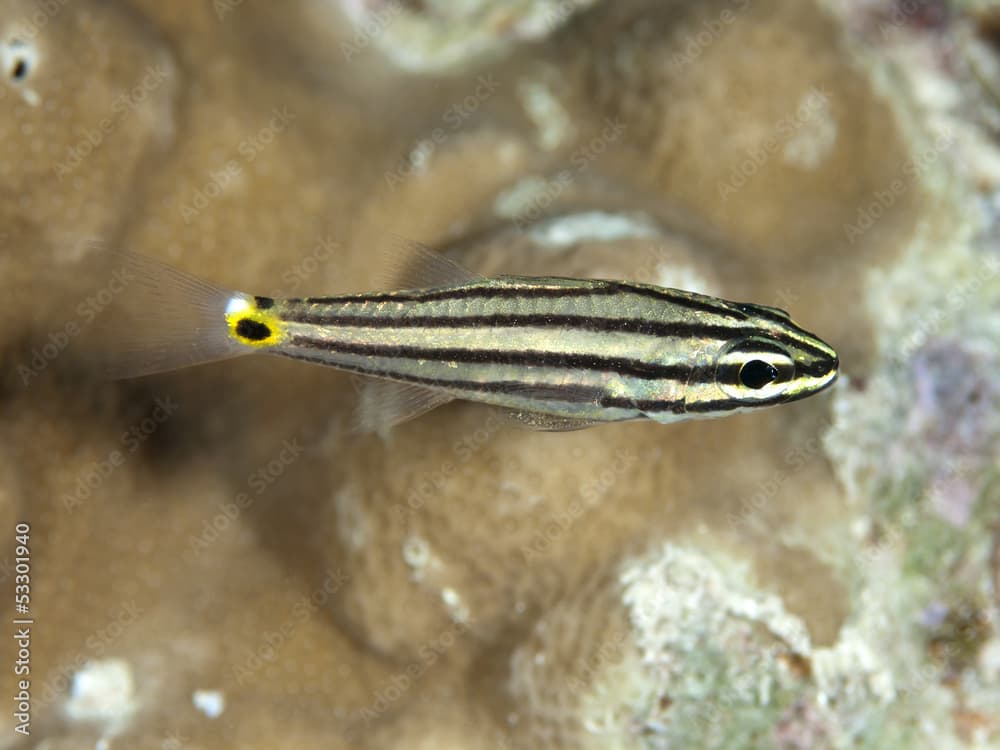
[{"left": 94, "top": 246, "right": 839, "bottom": 432}]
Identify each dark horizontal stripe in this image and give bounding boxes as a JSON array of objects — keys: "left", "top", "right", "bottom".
[
  {"left": 602, "top": 396, "right": 684, "bottom": 414},
  {"left": 277, "top": 351, "right": 805, "bottom": 417},
  {"left": 281, "top": 309, "right": 833, "bottom": 362},
  {"left": 796, "top": 356, "right": 837, "bottom": 379},
  {"left": 291, "top": 281, "right": 617, "bottom": 305},
  {"left": 620, "top": 374, "right": 838, "bottom": 414},
  {"left": 711, "top": 357, "right": 834, "bottom": 390},
  {"left": 276, "top": 351, "right": 632, "bottom": 408},
  {"left": 288, "top": 336, "right": 693, "bottom": 381},
  {"left": 735, "top": 302, "right": 791, "bottom": 325},
  {"left": 723, "top": 340, "right": 791, "bottom": 358},
  {"left": 614, "top": 396, "right": 750, "bottom": 414},
  {"left": 611, "top": 282, "right": 750, "bottom": 319},
  {"left": 715, "top": 363, "right": 775, "bottom": 387},
  {"left": 286, "top": 351, "right": 835, "bottom": 414},
  {"left": 286, "top": 279, "right": 748, "bottom": 320},
  {"left": 282, "top": 311, "right": 744, "bottom": 337},
  {"left": 595, "top": 394, "right": 755, "bottom": 415}
]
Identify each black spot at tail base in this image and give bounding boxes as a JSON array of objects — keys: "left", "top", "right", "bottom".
[{"left": 236, "top": 318, "right": 272, "bottom": 341}]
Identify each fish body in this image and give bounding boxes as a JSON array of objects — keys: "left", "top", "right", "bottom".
[{"left": 100, "top": 252, "right": 838, "bottom": 431}]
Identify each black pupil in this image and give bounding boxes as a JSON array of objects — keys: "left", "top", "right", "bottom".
[{"left": 740, "top": 360, "right": 778, "bottom": 389}]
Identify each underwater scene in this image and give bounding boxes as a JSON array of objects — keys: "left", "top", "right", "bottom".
[{"left": 1, "top": 0, "right": 999, "bottom": 747}]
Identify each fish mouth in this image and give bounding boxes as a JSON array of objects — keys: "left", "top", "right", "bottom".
[
  {"left": 815, "top": 361, "right": 840, "bottom": 393},
  {"left": 785, "top": 355, "right": 839, "bottom": 401}
]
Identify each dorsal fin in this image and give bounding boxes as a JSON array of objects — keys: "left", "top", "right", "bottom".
[{"left": 378, "top": 235, "right": 485, "bottom": 291}]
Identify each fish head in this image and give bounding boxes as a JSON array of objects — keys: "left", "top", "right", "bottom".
[
  {"left": 709, "top": 303, "right": 839, "bottom": 410},
  {"left": 641, "top": 301, "right": 839, "bottom": 423}
]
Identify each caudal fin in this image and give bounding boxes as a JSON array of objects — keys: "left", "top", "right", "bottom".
[{"left": 86, "top": 251, "right": 253, "bottom": 379}]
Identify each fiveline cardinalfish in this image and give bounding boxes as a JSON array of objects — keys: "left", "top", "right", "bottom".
[{"left": 94, "top": 246, "right": 838, "bottom": 432}]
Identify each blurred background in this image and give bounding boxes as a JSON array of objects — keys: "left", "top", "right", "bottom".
[{"left": 0, "top": 0, "right": 998, "bottom": 747}]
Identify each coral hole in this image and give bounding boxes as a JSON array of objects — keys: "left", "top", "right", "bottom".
[{"left": 2, "top": 38, "right": 36, "bottom": 83}]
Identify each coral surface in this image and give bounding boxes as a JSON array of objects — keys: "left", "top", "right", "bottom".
[{"left": 0, "top": 0, "right": 998, "bottom": 748}]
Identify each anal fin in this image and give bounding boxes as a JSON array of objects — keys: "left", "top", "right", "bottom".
[
  {"left": 495, "top": 381, "right": 607, "bottom": 430},
  {"left": 355, "top": 377, "right": 455, "bottom": 437}
]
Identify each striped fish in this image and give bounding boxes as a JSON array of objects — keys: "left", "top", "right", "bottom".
[{"left": 98, "top": 249, "right": 838, "bottom": 432}]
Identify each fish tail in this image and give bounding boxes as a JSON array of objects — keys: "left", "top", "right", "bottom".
[{"left": 88, "top": 251, "right": 259, "bottom": 379}]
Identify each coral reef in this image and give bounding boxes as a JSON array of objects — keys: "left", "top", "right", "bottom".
[
  {"left": 334, "top": 0, "right": 601, "bottom": 72},
  {"left": 0, "top": 0, "right": 998, "bottom": 748}
]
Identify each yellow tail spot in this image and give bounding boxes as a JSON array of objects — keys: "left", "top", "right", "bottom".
[{"left": 225, "top": 297, "right": 285, "bottom": 348}]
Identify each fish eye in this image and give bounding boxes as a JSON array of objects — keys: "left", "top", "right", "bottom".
[
  {"left": 714, "top": 336, "right": 795, "bottom": 401},
  {"left": 739, "top": 359, "right": 779, "bottom": 389}
]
